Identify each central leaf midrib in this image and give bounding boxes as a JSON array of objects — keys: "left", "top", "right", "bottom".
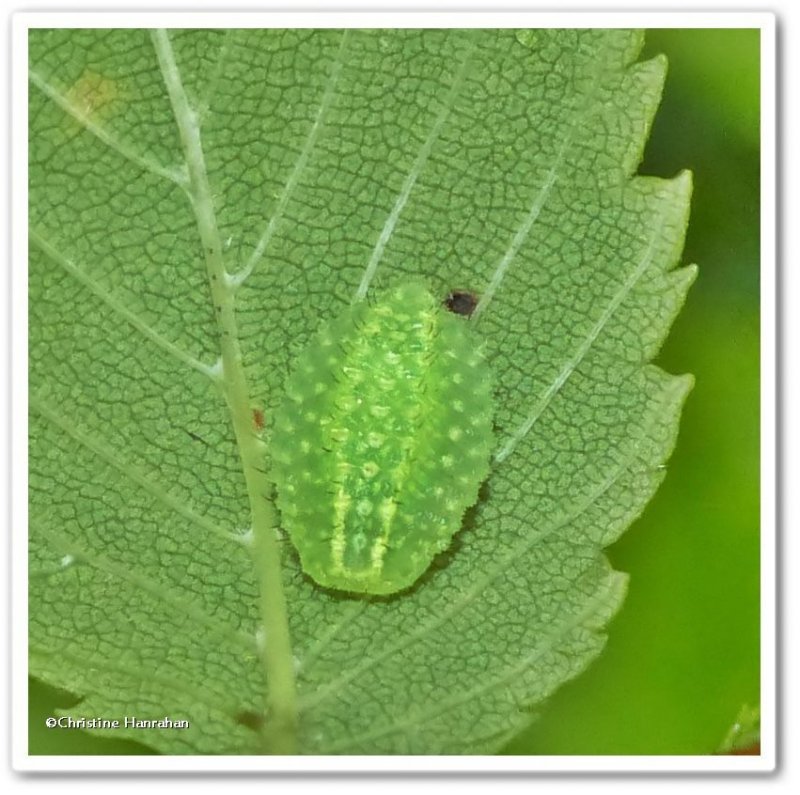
[{"left": 151, "top": 28, "right": 298, "bottom": 754}]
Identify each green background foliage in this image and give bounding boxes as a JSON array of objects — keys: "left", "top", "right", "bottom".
[{"left": 27, "top": 27, "right": 760, "bottom": 756}]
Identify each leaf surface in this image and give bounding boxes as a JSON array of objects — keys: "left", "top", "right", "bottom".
[{"left": 28, "top": 28, "right": 695, "bottom": 754}]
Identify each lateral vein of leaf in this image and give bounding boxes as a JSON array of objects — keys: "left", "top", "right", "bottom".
[
  {"left": 198, "top": 29, "right": 233, "bottom": 118},
  {"left": 28, "top": 68, "right": 188, "bottom": 188},
  {"left": 30, "top": 395, "right": 236, "bottom": 545},
  {"left": 354, "top": 35, "right": 476, "bottom": 301},
  {"left": 295, "top": 601, "right": 366, "bottom": 678},
  {"left": 471, "top": 165, "right": 559, "bottom": 323},
  {"left": 299, "top": 441, "right": 630, "bottom": 705},
  {"left": 494, "top": 228, "right": 659, "bottom": 464},
  {"left": 29, "top": 227, "right": 214, "bottom": 378},
  {"left": 237, "top": 30, "right": 350, "bottom": 286},
  {"left": 471, "top": 42, "right": 630, "bottom": 325},
  {"left": 30, "top": 518, "right": 256, "bottom": 651},
  {"left": 29, "top": 642, "right": 246, "bottom": 721},
  {"left": 152, "top": 28, "right": 298, "bottom": 753},
  {"left": 318, "top": 572, "right": 625, "bottom": 752}
]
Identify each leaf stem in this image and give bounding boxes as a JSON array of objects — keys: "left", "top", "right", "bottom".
[{"left": 152, "top": 28, "right": 297, "bottom": 754}]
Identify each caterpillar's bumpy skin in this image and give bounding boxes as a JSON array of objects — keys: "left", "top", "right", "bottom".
[{"left": 271, "top": 282, "right": 494, "bottom": 595}]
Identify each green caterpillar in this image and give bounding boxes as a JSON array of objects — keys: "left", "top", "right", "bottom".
[{"left": 270, "top": 282, "right": 494, "bottom": 595}]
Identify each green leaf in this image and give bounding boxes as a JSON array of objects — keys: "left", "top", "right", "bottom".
[
  {"left": 28, "top": 28, "right": 695, "bottom": 755},
  {"left": 717, "top": 704, "right": 760, "bottom": 755}
]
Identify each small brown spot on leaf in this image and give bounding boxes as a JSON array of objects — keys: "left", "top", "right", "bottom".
[
  {"left": 234, "top": 709, "right": 265, "bottom": 733},
  {"left": 63, "top": 69, "right": 120, "bottom": 131}
]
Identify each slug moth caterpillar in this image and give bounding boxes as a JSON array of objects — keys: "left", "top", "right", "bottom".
[{"left": 270, "top": 282, "right": 493, "bottom": 595}]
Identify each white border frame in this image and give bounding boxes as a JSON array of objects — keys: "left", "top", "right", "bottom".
[{"left": 10, "top": 10, "right": 776, "bottom": 774}]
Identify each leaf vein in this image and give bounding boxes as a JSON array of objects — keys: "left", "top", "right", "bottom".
[
  {"left": 31, "top": 519, "right": 256, "bottom": 652},
  {"left": 471, "top": 43, "right": 629, "bottom": 323},
  {"left": 296, "top": 601, "right": 365, "bottom": 677},
  {"left": 494, "top": 229, "right": 659, "bottom": 464},
  {"left": 471, "top": 165, "right": 559, "bottom": 323},
  {"left": 30, "top": 395, "right": 239, "bottom": 546},
  {"left": 29, "top": 642, "right": 247, "bottom": 721},
  {"left": 236, "top": 30, "right": 350, "bottom": 286},
  {"left": 317, "top": 571, "right": 624, "bottom": 752},
  {"left": 354, "top": 35, "right": 476, "bottom": 300},
  {"left": 28, "top": 68, "right": 187, "bottom": 187},
  {"left": 197, "top": 29, "right": 233, "bottom": 118},
  {"left": 152, "top": 28, "right": 298, "bottom": 751},
  {"left": 29, "top": 227, "right": 215, "bottom": 378}
]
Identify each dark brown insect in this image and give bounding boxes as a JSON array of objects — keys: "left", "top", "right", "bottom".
[
  {"left": 443, "top": 289, "right": 479, "bottom": 318},
  {"left": 252, "top": 408, "right": 265, "bottom": 432}
]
